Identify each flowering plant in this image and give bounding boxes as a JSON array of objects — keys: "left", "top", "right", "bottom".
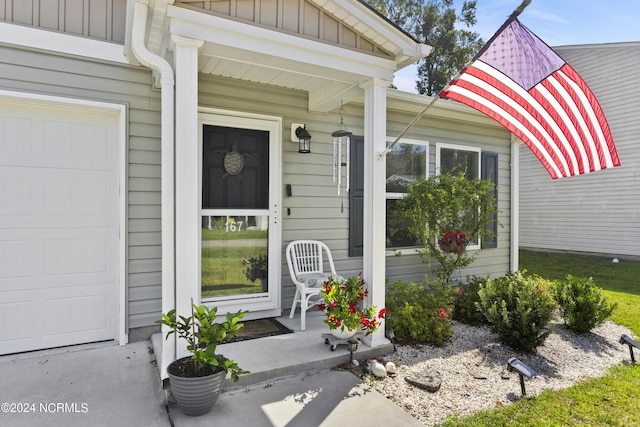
[
  {"left": 438, "top": 229, "right": 468, "bottom": 255},
  {"left": 318, "top": 274, "right": 386, "bottom": 335}
]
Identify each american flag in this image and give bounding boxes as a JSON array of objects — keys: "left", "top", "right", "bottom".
[{"left": 440, "top": 19, "right": 620, "bottom": 179}]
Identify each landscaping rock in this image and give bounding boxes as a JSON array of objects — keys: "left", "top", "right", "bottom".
[{"left": 405, "top": 369, "right": 442, "bottom": 392}]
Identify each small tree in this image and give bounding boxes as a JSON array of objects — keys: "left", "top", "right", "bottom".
[{"left": 396, "top": 172, "right": 498, "bottom": 285}]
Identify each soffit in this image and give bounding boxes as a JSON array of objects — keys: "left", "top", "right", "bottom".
[{"left": 143, "top": 0, "right": 429, "bottom": 112}]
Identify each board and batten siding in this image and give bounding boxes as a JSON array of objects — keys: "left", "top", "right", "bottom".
[
  {"left": 176, "top": 0, "right": 393, "bottom": 59},
  {"left": 199, "top": 75, "right": 512, "bottom": 308},
  {"left": 0, "top": 0, "right": 127, "bottom": 43},
  {"left": 519, "top": 42, "right": 640, "bottom": 258},
  {"left": 0, "top": 43, "right": 163, "bottom": 332}
]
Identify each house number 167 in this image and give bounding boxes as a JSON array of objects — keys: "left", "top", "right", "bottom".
[{"left": 225, "top": 221, "right": 243, "bottom": 232}]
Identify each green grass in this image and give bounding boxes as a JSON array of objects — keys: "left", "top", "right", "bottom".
[
  {"left": 435, "top": 250, "right": 640, "bottom": 427},
  {"left": 201, "top": 229, "right": 268, "bottom": 297}
]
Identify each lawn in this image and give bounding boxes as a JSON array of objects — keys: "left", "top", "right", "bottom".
[
  {"left": 436, "top": 250, "right": 640, "bottom": 427},
  {"left": 201, "top": 227, "right": 268, "bottom": 298}
]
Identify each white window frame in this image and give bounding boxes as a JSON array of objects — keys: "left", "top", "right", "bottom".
[
  {"left": 385, "top": 137, "right": 429, "bottom": 255},
  {"left": 436, "top": 142, "right": 482, "bottom": 251}
]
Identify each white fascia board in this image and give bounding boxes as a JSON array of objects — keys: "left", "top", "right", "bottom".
[
  {"left": 167, "top": 5, "right": 396, "bottom": 82},
  {"left": 0, "top": 21, "right": 128, "bottom": 64},
  {"left": 309, "top": 0, "right": 430, "bottom": 62}
]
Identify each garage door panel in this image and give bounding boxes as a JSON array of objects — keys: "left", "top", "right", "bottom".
[
  {"left": 1, "top": 105, "right": 115, "bottom": 171},
  {"left": 0, "top": 99, "right": 119, "bottom": 355}
]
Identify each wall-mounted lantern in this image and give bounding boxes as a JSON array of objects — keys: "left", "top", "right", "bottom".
[{"left": 291, "top": 123, "right": 311, "bottom": 153}]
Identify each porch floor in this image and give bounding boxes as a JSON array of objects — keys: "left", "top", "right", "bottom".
[{"left": 152, "top": 310, "right": 393, "bottom": 391}]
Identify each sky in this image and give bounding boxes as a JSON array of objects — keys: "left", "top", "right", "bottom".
[{"left": 394, "top": 0, "right": 640, "bottom": 92}]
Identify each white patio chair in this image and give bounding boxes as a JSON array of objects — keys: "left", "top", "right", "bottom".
[{"left": 286, "top": 240, "right": 343, "bottom": 330}]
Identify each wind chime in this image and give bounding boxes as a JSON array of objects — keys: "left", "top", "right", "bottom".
[{"left": 332, "top": 101, "right": 352, "bottom": 212}]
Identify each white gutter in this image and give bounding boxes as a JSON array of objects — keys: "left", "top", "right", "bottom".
[{"left": 131, "top": 0, "right": 175, "bottom": 380}]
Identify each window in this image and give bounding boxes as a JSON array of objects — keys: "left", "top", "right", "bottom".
[
  {"left": 386, "top": 140, "right": 428, "bottom": 250},
  {"left": 348, "top": 139, "right": 498, "bottom": 257},
  {"left": 436, "top": 143, "right": 482, "bottom": 250}
]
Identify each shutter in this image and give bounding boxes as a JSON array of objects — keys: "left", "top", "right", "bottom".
[
  {"left": 349, "top": 136, "right": 364, "bottom": 256},
  {"left": 481, "top": 152, "right": 498, "bottom": 249}
]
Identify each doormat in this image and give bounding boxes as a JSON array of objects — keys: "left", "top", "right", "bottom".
[{"left": 222, "top": 318, "right": 293, "bottom": 344}]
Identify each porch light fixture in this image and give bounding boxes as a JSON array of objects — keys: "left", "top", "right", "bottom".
[
  {"left": 332, "top": 101, "right": 352, "bottom": 212},
  {"left": 291, "top": 123, "right": 311, "bottom": 153},
  {"left": 620, "top": 334, "right": 640, "bottom": 363},
  {"left": 507, "top": 357, "right": 535, "bottom": 397}
]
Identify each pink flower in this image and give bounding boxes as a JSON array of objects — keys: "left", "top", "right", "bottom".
[
  {"left": 455, "top": 289, "right": 463, "bottom": 296},
  {"left": 438, "top": 307, "right": 448, "bottom": 318}
]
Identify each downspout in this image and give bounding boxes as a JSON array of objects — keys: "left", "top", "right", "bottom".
[
  {"left": 131, "top": 0, "right": 175, "bottom": 380},
  {"left": 510, "top": 134, "right": 520, "bottom": 272}
]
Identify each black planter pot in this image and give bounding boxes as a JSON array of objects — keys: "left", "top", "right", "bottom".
[{"left": 167, "top": 357, "right": 226, "bottom": 416}]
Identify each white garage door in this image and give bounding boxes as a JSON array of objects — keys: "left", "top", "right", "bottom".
[{"left": 0, "top": 98, "right": 120, "bottom": 355}]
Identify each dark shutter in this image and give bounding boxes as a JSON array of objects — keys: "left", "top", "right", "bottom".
[
  {"left": 349, "top": 136, "right": 364, "bottom": 257},
  {"left": 481, "top": 152, "right": 498, "bottom": 249}
]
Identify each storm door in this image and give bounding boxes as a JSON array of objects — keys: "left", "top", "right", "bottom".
[{"left": 199, "top": 112, "right": 281, "bottom": 317}]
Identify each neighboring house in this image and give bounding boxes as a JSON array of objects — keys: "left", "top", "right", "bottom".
[
  {"left": 519, "top": 42, "right": 640, "bottom": 259},
  {"left": 0, "top": 0, "right": 514, "bottom": 376}
]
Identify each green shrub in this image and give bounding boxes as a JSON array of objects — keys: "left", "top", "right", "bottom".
[
  {"left": 554, "top": 275, "right": 616, "bottom": 334},
  {"left": 385, "top": 279, "right": 453, "bottom": 346},
  {"left": 476, "top": 271, "right": 557, "bottom": 353},
  {"left": 452, "top": 276, "right": 488, "bottom": 326}
]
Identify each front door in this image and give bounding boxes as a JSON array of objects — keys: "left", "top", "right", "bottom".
[{"left": 199, "top": 111, "right": 281, "bottom": 318}]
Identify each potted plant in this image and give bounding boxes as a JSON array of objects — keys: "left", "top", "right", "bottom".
[
  {"left": 157, "top": 304, "right": 249, "bottom": 416},
  {"left": 242, "top": 254, "right": 268, "bottom": 292},
  {"left": 318, "top": 274, "right": 386, "bottom": 339}
]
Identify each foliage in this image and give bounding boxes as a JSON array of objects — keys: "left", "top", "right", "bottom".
[
  {"left": 553, "top": 275, "right": 616, "bottom": 334},
  {"left": 451, "top": 276, "right": 487, "bottom": 326},
  {"left": 157, "top": 304, "right": 249, "bottom": 381},
  {"left": 476, "top": 272, "right": 557, "bottom": 353},
  {"left": 436, "top": 252, "right": 640, "bottom": 426},
  {"left": 242, "top": 254, "right": 268, "bottom": 282},
  {"left": 396, "top": 172, "right": 498, "bottom": 285},
  {"left": 520, "top": 249, "right": 640, "bottom": 336},
  {"left": 366, "top": 0, "right": 483, "bottom": 95},
  {"left": 385, "top": 278, "right": 454, "bottom": 346},
  {"left": 319, "top": 274, "right": 386, "bottom": 334}
]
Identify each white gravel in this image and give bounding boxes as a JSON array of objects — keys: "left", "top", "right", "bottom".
[{"left": 362, "top": 319, "right": 634, "bottom": 426}]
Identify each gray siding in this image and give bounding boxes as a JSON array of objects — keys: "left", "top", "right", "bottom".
[
  {"left": 0, "top": 43, "right": 163, "bottom": 331},
  {"left": 519, "top": 42, "right": 640, "bottom": 258},
  {"left": 199, "top": 75, "right": 512, "bottom": 308},
  {"left": 0, "top": 0, "right": 127, "bottom": 43}
]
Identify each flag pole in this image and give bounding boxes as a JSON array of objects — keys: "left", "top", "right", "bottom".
[{"left": 379, "top": 0, "right": 532, "bottom": 159}]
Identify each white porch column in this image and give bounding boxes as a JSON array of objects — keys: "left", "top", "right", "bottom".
[
  {"left": 510, "top": 135, "right": 521, "bottom": 272},
  {"left": 361, "top": 78, "right": 391, "bottom": 347},
  {"left": 172, "top": 35, "right": 204, "bottom": 358}
]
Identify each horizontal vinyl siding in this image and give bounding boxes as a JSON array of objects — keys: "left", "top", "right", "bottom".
[
  {"left": 520, "top": 43, "right": 640, "bottom": 258},
  {"left": 0, "top": 43, "right": 162, "bottom": 331},
  {"left": 199, "top": 75, "right": 512, "bottom": 309}
]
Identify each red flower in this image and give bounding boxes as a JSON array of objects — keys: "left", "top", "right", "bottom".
[
  {"left": 378, "top": 308, "right": 387, "bottom": 319},
  {"left": 329, "top": 301, "right": 337, "bottom": 310},
  {"left": 348, "top": 301, "right": 357, "bottom": 314},
  {"left": 318, "top": 303, "right": 326, "bottom": 312}
]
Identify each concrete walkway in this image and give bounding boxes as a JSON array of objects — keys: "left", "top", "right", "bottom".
[{"left": 0, "top": 314, "right": 424, "bottom": 426}]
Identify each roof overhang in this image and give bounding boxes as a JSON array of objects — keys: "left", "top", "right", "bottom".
[{"left": 125, "top": 0, "right": 431, "bottom": 112}]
